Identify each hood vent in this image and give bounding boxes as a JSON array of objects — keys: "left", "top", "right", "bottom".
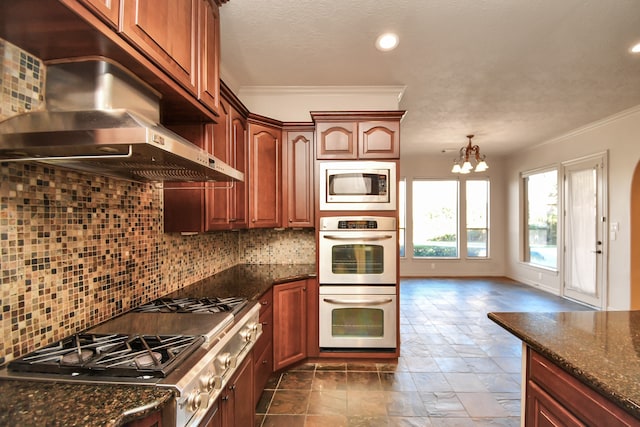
[{"left": 0, "top": 59, "right": 243, "bottom": 183}]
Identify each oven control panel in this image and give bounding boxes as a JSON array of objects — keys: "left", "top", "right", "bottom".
[{"left": 320, "top": 216, "right": 396, "bottom": 231}]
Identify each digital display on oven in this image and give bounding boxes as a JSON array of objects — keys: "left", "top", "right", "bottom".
[{"left": 337, "top": 220, "right": 378, "bottom": 229}]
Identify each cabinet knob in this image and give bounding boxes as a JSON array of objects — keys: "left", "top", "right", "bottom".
[
  {"left": 252, "top": 218, "right": 256, "bottom": 223},
  {"left": 261, "top": 300, "right": 268, "bottom": 305},
  {"left": 303, "top": 287, "right": 307, "bottom": 291},
  {"left": 221, "top": 395, "right": 229, "bottom": 402},
  {"left": 262, "top": 359, "right": 268, "bottom": 365},
  {"left": 289, "top": 218, "right": 292, "bottom": 222},
  {"left": 262, "top": 321, "right": 268, "bottom": 326},
  {"left": 229, "top": 384, "right": 237, "bottom": 391}
]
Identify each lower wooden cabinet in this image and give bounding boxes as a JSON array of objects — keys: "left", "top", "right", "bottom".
[
  {"left": 525, "top": 348, "right": 638, "bottom": 426},
  {"left": 273, "top": 280, "right": 308, "bottom": 371},
  {"left": 124, "top": 410, "right": 162, "bottom": 427},
  {"left": 218, "top": 352, "right": 253, "bottom": 427},
  {"left": 253, "top": 289, "right": 273, "bottom": 408}
]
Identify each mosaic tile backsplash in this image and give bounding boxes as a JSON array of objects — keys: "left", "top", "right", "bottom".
[
  {"left": 0, "top": 39, "right": 45, "bottom": 120},
  {"left": 0, "top": 40, "right": 316, "bottom": 365}
]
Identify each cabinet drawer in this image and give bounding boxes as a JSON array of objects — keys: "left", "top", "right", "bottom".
[
  {"left": 254, "top": 306, "right": 272, "bottom": 359},
  {"left": 258, "top": 289, "right": 273, "bottom": 314},
  {"left": 254, "top": 342, "right": 273, "bottom": 406},
  {"left": 528, "top": 350, "right": 637, "bottom": 426}
]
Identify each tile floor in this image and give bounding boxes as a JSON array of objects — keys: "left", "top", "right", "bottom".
[{"left": 255, "top": 277, "right": 593, "bottom": 426}]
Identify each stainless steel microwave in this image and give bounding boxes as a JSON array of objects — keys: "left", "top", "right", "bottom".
[{"left": 319, "top": 161, "right": 397, "bottom": 211}]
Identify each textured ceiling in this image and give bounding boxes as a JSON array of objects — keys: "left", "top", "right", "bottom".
[{"left": 219, "top": 0, "right": 640, "bottom": 156}]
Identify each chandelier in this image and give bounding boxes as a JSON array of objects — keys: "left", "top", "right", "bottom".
[{"left": 451, "top": 134, "right": 489, "bottom": 174}]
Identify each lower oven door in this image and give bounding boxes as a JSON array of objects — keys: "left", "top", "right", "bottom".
[{"left": 319, "top": 286, "right": 396, "bottom": 349}]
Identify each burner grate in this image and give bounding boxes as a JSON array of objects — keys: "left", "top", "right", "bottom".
[
  {"left": 134, "top": 297, "right": 247, "bottom": 314},
  {"left": 8, "top": 333, "right": 204, "bottom": 378}
]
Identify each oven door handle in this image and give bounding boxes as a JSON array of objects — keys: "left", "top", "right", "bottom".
[
  {"left": 322, "top": 235, "right": 394, "bottom": 241},
  {"left": 322, "top": 297, "right": 393, "bottom": 306}
]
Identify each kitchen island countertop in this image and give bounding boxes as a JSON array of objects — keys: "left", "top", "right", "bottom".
[
  {"left": 0, "top": 263, "right": 316, "bottom": 427},
  {"left": 488, "top": 310, "right": 640, "bottom": 419}
]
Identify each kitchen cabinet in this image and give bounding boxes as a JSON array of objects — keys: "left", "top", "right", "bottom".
[
  {"left": 78, "top": 0, "right": 120, "bottom": 27},
  {"left": 312, "top": 111, "right": 405, "bottom": 159},
  {"left": 247, "top": 117, "right": 282, "bottom": 228},
  {"left": 253, "top": 288, "right": 273, "bottom": 408},
  {"left": 219, "top": 352, "right": 254, "bottom": 427},
  {"left": 282, "top": 126, "right": 314, "bottom": 228},
  {"left": 121, "top": 0, "right": 199, "bottom": 96},
  {"left": 273, "top": 280, "right": 308, "bottom": 370},
  {"left": 164, "top": 87, "right": 248, "bottom": 233},
  {"left": 197, "top": 0, "right": 221, "bottom": 114},
  {"left": 525, "top": 348, "right": 638, "bottom": 426},
  {"left": 163, "top": 124, "right": 208, "bottom": 233}
]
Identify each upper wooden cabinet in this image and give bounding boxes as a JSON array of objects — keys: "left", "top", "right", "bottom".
[
  {"left": 315, "top": 121, "right": 357, "bottom": 159},
  {"left": 247, "top": 117, "right": 282, "bottom": 229},
  {"left": 121, "top": 0, "right": 199, "bottom": 96},
  {"left": 312, "top": 111, "right": 405, "bottom": 159},
  {"left": 77, "top": 0, "right": 120, "bottom": 27},
  {"left": 283, "top": 126, "right": 314, "bottom": 228},
  {"left": 197, "top": 0, "right": 221, "bottom": 114}
]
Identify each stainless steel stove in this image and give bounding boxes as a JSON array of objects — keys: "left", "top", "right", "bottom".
[{"left": 0, "top": 297, "right": 261, "bottom": 427}]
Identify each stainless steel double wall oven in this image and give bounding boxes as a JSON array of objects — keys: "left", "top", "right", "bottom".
[{"left": 318, "top": 216, "right": 398, "bottom": 350}]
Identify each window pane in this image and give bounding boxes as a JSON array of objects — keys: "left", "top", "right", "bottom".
[
  {"left": 467, "top": 180, "right": 489, "bottom": 257},
  {"left": 413, "top": 180, "right": 458, "bottom": 258},
  {"left": 525, "top": 170, "right": 558, "bottom": 269},
  {"left": 399, "top": 179, "right": 406, "bottom": 257}
]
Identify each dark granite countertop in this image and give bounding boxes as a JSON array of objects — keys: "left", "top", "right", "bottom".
[
  {"left": 488, "top": 310, "right": 640, "bottom": 419},
  {"left": 0, "top": 263, "right": 316, "bottom": 427},
  {"left": 168, "top": 263, "right": 317, "bottom": 301},
  {"left": 0, "top": 380, "right": 173, "bottom": 426}
]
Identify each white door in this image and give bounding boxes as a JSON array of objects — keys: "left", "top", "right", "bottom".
[{"left": 563, "top": 154, "right": 607, "bottom": 308}]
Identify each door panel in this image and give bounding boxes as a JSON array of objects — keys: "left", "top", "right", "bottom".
[{"left": 563, "top": 154, "right": 606, "bottom": 308}]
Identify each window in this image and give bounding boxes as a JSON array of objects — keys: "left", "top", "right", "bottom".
[
  {"left": 412, "top": 180, "right": 459, "bottom": 258},
  {"left": 466, "top": 180, "right": 489, "bottom": 257},
  {"left": 399, "top": 178, "right": 406, "bottom": 257},
  {"left": 523, "top": 169, "right": 558, "bottom": 269}
]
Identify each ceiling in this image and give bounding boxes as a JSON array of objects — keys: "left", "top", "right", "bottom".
[{"left": 219, "top": 0, "right": 640, "bottom": 157}]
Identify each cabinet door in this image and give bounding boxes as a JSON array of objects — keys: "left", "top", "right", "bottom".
[
  {"left": 163, "top": 124, "right": 207, "bottom": 233},
  {"left": 78, "top": 0, "right": 120, "bottom": 27},
  {"left": 230, "top": 109, "right": 248, "bottom": 229},
  {"left": 248, "top": 123, "right": 282, "bottom": 228},
  {"left": 197, "top": 0, "right": 220, "bottom": 113},
  {"left": 220, "top": 353, "right": 253, "bottom": 427},
  {"left": 208, "top": 101, "right": 230, "bottom": 230},
  {"left": 526, "top": 381, "right": 585, "bottom": 427},
  {"left": 358, "top": 121, "right": 400, "bottom": 159},
  {"left": 273, "top": 280, "right": 307, "bottom": 371},
  {"left": 284, "top": 130, "right": 314, "bottom": 228},
  {"left": 316, "top": 122, "right": 357, "bottom": 159},
  {"left": 121, "top": 0, "right": 198, "bottom": 95}
]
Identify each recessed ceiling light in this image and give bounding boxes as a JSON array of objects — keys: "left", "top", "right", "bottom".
[
  {"left": 376, "top": 33, "right": 399, "bottom": 52},
  {"left": 631, "top": 42, "right": 640, "bottom": 53}
]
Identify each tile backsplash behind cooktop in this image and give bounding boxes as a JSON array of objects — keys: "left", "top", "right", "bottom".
[{"left": 0, "top": 39, "right": 315, "bottom": 366}]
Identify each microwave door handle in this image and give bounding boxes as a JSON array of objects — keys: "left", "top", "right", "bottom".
[
  {"left": 323, "top": 298, "right": 393, "bottom": 306},
  {"left": 322, "top": 235, "right": 394, "bottom": 241}
]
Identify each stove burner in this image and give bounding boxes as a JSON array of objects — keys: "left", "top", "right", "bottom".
[
  {"left": 134, "top": 297, "right": 247, "bottom": 314},
  {"left": 8, "top": 333, "right": 204, "bottom": 378},
  {"left": 61, "top": 349, "right": 94, "bottom": 366},
  {"left": 134, "top": 351, "right": 162, "bottom": 368}
]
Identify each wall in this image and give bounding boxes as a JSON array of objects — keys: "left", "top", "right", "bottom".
[
  {"left": 504, "top": 106, "right": 640, "bottom": 310},
  {"left": 0, "top": 40, "right": 316, "bottom": 366},
  {"left": 399, "top": 152, "right": 507, "bottom": 277}
]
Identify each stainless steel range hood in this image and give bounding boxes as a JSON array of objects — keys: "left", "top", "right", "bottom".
[{"left": 0, "top": 59, "right": 243, "bottom": 183}]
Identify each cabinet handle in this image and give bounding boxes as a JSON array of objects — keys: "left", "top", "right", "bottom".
[
  {"left": 261, "top": 300, "right": 268, "bottom": 305},
  {"left": 229, "top": 384, "right": 237, "bottom": 390},
  {"left": 262, "top": 360, "right": 268, "bottom": 364},
  {"left": 221, "top": 395, "right": 229, "bottom": 401},
  {"left": 261, "top": 321, "right": 268, "bottom": 326}
]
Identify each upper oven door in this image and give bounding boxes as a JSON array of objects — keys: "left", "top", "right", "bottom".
[
  {"left": 319, "top": 161, "right": 397, "bottom": 211},
  {"left": 319, "top": 230, "right": 397, "bottom": 284}
]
